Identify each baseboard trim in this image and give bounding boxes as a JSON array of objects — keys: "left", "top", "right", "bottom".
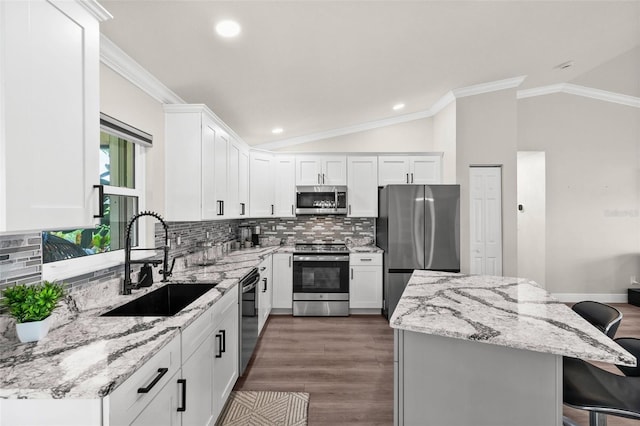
[{"left": 551, "top": 293, "right": 628, "bottom": 304}]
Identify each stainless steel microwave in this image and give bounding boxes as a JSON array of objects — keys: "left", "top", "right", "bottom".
[{"left": 295, "top": 186, "right": 347, "bottom": 215}]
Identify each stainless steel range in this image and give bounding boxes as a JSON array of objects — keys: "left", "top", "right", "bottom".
[{"left": 292, "top": 243, "right": 350, "bottom": 316}]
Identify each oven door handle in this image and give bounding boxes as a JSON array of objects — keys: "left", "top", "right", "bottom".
[{"left": 293, "top": 255, "right": 350, "bottom": 262}]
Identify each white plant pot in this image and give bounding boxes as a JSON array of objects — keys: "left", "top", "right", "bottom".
[{"left": 15, "top": 316, "right": 51, "bottom": 343}]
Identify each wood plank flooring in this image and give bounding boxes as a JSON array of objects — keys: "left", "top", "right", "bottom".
[{"left": 234, "top": 304, "right": 640, "bottom": 426}]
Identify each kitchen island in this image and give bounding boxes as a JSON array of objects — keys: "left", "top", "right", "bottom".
[{"left": 390, "top": 270, "right": 636, "bottom": 426}]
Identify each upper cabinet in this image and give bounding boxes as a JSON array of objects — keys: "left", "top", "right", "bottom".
[
  {"left": 228, "top": 140, "right": 249, "bottom": 218},
  {"left": 378, "top": 155, "right": 442, "bottom": 186},
  {"left": 165, "top": 104, "right": 238, "bottom": 221},
  {"left": 249, "top": 151, "right": 275, "bottom": 218},
  {"left": 295, "top": 155, "right": 347, "bottom": 186},
  {"left": 0, "top": 0, "right": 108, "bottom": 232},
  {"left": 273, "top": 156, "right": 296, "bottom": 217},
  {"left": 347, "top": 156, "right": 378, "bottom": 217}
]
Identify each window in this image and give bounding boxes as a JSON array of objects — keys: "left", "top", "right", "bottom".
[{"left": 42, "top": 114, "right": 150, "bottom": 270}]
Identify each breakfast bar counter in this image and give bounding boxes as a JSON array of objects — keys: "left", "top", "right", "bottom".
[{"left": 390, "top": 270, "right": 635, "bottom": 426}]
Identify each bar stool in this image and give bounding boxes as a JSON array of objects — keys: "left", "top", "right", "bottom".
[{"left": 571, "top": 301, "right": 622, "bottom": 338}]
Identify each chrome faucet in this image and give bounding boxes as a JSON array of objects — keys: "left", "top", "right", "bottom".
[{"left": 123, "top": 211, "right": 174, "bottom": 295}]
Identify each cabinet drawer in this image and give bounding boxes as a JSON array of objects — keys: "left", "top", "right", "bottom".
[
  {"left": 213, "top": 287, "right": 238, "bottom": 329},
  {"left": 350, "top": 253, "right": 382, "bottom": 266},
  {"left": 108, "top": 335, "right": 181, "bottom": 426},
  {"left": 182, "top": 303, "right": 215, "bottom": 362}
]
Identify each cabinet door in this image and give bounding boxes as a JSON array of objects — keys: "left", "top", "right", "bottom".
[
  {"left": 350, "top": 266, "right": 383, "bottom": 309},
  {"left": 238, "top": 147, "right": 250, "bottom": 217},
  {"left": 257, "top": 256, "right": 272, "bottom": 334},
  {"left": 201, "top": 114, "right": 218, "bottom": 220},
  {"left": 130, "top": 371, "right": 181, "bottom": 426},
  {"left": 295, "top": 156, "right": 322, "bottom": 185},
  {"left": 182, "top": 333, "right": 216, "bottom": 426},
  {"left": 409, "top": 156, "right": 442, "bottom": 184},
  {"left": 227, "top": 140, "right": 241, "bottom": 218},
  {"left": 249, "top": 151, "right": 275, "bottom": 217},
  {"left": 274, "top": 156, "right": 296, "bottom": 217},
  {"left": 213, "top": 298, "right": 239, "bottom": 419},
  {"left": 272, "top": 253, "right": 293, "bottom": 309},
  {"left": 214, "top": 132, "right": 229, "bottom": 218},
  {"left": 322, "top": 156, "right": 347, "bottom": 186},
  {"left": 347, "top": 156, "right": 378, "bottom": 217},
  {"left": 1, "top": 0, "right": 101, "bottom": 231},
  {"left": 378, "top": 156, "right": 410, "bottom": 186}
]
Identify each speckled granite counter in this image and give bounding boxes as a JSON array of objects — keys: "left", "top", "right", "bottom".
[
  {"left": 347, "top": 245, "right": 383, "bottom": 253},
  {"left": 390, "top": 270, "right": 635, "bottom": 366},
  {"left": 0, "top": 246, "right": 280, "bottom": 400}
]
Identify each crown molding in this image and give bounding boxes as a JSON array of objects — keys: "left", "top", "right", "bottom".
[
  {"left": 100, "top": 34, "right": 185, "bottom": 105},
  {"left": 78, "top": 0, "right": 113, "bottom": 22},
  {"left": 452, "top": 75, "right": 527, "bottom": 98},
  {"left": 517, "top": 83, "right": 640, "bottom": 108},
  {"left": 257, "top": 75, "right": 527, "bottom": 150}
]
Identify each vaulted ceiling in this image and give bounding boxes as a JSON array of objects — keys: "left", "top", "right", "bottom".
[{"left": 100, "top": 1, "right": 640, "bottom": 146}]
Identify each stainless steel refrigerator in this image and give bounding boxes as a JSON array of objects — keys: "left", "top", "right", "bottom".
[{"left": 377, "top": 184, "right": 460, "bottom": 319}]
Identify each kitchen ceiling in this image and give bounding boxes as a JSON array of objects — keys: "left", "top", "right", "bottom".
[{"left": 99, "top": 1, "right": 640, "bottom": 147}]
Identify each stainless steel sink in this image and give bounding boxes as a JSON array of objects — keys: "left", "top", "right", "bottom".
[{"left": 101, "top": 283, "right": 217, "bottom": 317}]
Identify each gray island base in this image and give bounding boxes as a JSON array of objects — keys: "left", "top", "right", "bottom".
[{"left": 391, "top": 271, "right": 636, "bottom": 426}]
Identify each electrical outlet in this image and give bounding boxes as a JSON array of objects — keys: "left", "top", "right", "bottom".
[{"left": 631, "top": 276, "right": 638, "bottom": 285}]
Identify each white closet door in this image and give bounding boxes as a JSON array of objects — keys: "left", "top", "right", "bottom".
[{"left": 470, "top": 167, "right": 502, "bottom": 276}]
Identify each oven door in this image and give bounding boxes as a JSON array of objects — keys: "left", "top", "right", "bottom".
[{"left": 293, "top": 254, "right": 350, "bottom": 294}]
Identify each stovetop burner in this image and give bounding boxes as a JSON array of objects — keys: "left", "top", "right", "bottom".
[{"left": 294, "top": 243, "right": 349, "bottom": 253}]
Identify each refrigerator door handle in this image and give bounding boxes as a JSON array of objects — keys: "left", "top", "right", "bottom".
[{"left": 424, "top": 186, "right": 436, "bottom": 269}]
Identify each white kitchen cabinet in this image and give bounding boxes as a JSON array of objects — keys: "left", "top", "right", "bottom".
[
  {"left": 212, "top": 291, "right": 239, "bottom": 415},
  {"left": 165, "top": 104, "right": 232, "bottom": 221},
  {"left": 347, "top": 156, "right": 378, "bottom": 217},
  {"left": 249, "top": 151, "right": 275, "bottom": 217},
  {"left": 181, "top": 332, "right": 215, "bottom": 426},
  {"left": 378, "top": 155, "right": 442, "bottom": 186},
  {"left": 0, "top": 0, "right": 107, "bottom": 232},
  {"left": 274, "top": 156, "right": 296, "bottom": 217},
  {"left": 238, "top": 145, "right": 250, "bottom": 217},
  {"left": 349, "top": 253, "right": 383, "bottom": 310},
  {"left": 257, "top": 256, "right": 273, "bottom": 335},
  {"left": 227, "top": 140, "right": 241, "bottom": 218},
  {"left": 295, "top": 155, "right": 347, "bottom": 186},
  {"left": 272, "top": 253, "right": 293, "bottom": 310},
  {"left": 129, "top": 370, "right": 182, "bottom": 426}
]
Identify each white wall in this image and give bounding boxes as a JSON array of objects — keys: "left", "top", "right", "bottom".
[
  {"left": 456, "top": 89, "right": 518, "bottom": 276},
  {"left": 433, "top": 101, "right": 456, "bottom": 184},
  {"left": 273, "top": 117, "right": 434, "bottom": 152},
  {"left": 100, "top": 64, "right": 166, "bottom": 244},
  {"left": 517, "top": 151, "right": 546, "bottom": 287},
  {"left": 518, "top": 93, "right": 640, "bottom": 295}
]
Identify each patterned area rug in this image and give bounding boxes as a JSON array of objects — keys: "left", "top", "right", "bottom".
[{"left": 216, "top": 391, "right": 309, "bottom": 426}]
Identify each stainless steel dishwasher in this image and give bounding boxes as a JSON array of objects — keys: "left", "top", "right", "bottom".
[{"left": 239, "top": 267, "right": 260, "bottom": 376}]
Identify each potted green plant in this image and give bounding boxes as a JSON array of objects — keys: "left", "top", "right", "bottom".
[{"left": 1, "top": 281, "right": 65, "bottom": 343}]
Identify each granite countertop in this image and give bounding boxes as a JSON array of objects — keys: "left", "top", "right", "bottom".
[
  {"left": 390, "top": 270, "right": 636, "bottom": 366},
  {"left": 348, "top": 245, "right": 383, "bottom": 253},
  {"left": 0, "top": 246, "right": 280, "bottom": 400}
]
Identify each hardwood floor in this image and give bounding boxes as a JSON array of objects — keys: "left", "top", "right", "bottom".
[
  {"left": 235, "top": 304, "right": 640, "bottom": 426},
  {"left": 234, "top": 315, "right": 394, "bottom": 425}
]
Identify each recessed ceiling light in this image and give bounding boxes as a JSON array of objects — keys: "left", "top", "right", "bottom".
[
  {"left": 272, "top": 127, "right": 283, "bottom": 135},
  {"left": 393, "top": 103, "right": 405, "bottom": 111},
  {"left": 215, "top": 20, "right": 241, "bottom": 38}
]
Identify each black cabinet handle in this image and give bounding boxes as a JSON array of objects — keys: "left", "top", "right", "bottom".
[
  {"left": 220, "top": 329, "right": 226, "bottom": 353},
  {"left": 351, "top": 268, "right": 353, "bottom": 280},
  {"left": 411, "top": 173, "right": 414, "bottom": 183},
  {"left": 93, "top": 184, "right": 104, "bottom": 218},
  {"left": 177, "top": 379, "right": 187, "bottom": 412},
  {"left": 222, "top": 200, "right": 225, "bottom": 215},
  {"left": 291, "top": 204, "right": 294, "bottom": 215},
  {"left": 348, "top": 205, "right": 351, "bottom": 215},
  {"left": 406, "top": 173, "right": 409, "bottom": 184},
  {"left": 262, "top": 278, "right": 267, "bottom": 293},
  {"left": 217, "top": 200, "right": 224, "bottom": 216},
  {"left": 240, "top": 203, "right": 245, "bottom": 216},
  {"left": 215, "top": 333, "right": 223, "bottom": 358},
  {"left": 137, "top": 368, "right": 168, "bottom": 393},
  {"left": 322, "top": 173, "right": 326, "bottom": 184},
  {"left": 271, "top": 204, "right": 274, "bottom": 215}
]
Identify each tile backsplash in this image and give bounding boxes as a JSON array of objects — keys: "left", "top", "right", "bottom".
[{"left": 0, "top": 233, "right": 42, "bottom": 293}]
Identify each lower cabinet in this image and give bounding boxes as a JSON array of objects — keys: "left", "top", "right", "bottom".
[
  {"left": 272, "top": 253, "right": 293, "bottom": 310},
  {"left": 257, "top": 256, "right": 273, "bottom": 335},
  {"left": 113, "top": 288, "right": 239, "bottom": 426},
  {"left": 349, "top": 253, "right": 383, "bottom": 310}
]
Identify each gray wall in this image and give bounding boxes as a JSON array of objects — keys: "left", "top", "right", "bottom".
[{"left": 518, "top": 93, "right": 640, "bottom": 294}]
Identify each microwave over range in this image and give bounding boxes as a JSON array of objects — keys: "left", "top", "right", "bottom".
[{"left": 295, "top": 186, "right": 347, "bottom": 215}]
